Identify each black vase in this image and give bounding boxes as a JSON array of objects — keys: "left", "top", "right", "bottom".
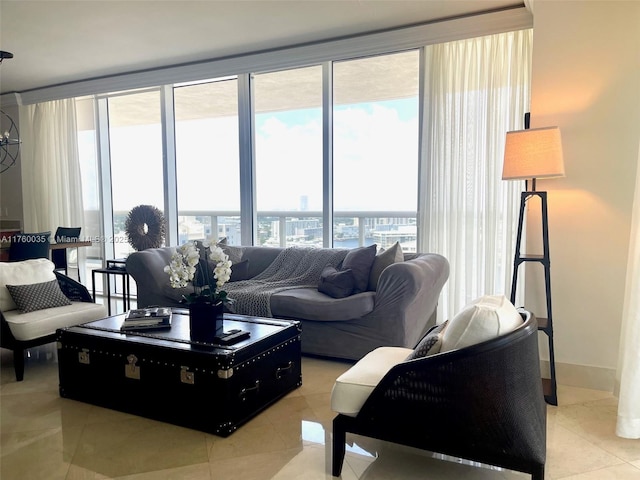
[{"left": 188, "top": 302, "right": 224, "bottom": 343}]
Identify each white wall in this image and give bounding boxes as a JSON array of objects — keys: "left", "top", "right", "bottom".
[
  {"left": 0, "top": 100, "right": 23, "bottom": 225},
  {"left": 528, "top": 0, "right": 640, "bottom": 390}
]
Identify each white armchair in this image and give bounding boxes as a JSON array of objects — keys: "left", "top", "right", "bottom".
[{"left": 0, "top": 259, "right": 107, "bottom": 381}]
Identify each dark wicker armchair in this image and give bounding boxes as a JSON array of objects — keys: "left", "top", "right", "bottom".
[
  {"left": 332, "top": 310, "right": 546, "bottom": 479},
  {"left": 1, "top": 272, "right": 96, "bottom": 381}
]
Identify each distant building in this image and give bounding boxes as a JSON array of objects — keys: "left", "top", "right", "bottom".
[{"left": 372, "top": 225, "right": 417, "bottom": 251}]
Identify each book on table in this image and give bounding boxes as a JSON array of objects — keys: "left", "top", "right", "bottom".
[{"left": 121, "top": 307, "right": 172, "bottom": 330}]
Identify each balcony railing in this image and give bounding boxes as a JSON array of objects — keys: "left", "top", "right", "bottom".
[
  {"left": 177, "top": 210, "right": 417, "bottom": 249},
  {"left": 85, "top": 209, "right": 417, "bottom": 263}
]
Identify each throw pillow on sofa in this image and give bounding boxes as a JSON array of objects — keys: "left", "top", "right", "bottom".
[
  {"left": 195, "top": 238, "right": 244, "bottom": 266},
  {"left": 194, "top": 238, "right": 248, "bottom": 285},
  {"left": 318, "top": 265, "right": 355, "bottom": 299},
  {"left": 440, "top": 295, "right": 522, "bottom": 352},
  {"left": 216, "top": 237, "right": 244, "bottom": 265},
  {"left": 193, "top": 258, "right": 251, "bottom": 286},
  {"left": 228, "top": 259, "right": 250, "bottom": 282},
  {"left": 368, "top": 241, "right": 404, "bottom": 291},
  {"left": 341, "top": 244, "right": 377, "bottom": 294}
]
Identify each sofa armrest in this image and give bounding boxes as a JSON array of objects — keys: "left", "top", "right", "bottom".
[
  {"left": 373, "top": 253, "right": 449, "bottom": 328},
  {"left": 126, "top": 248, "right": 175, "bottom": 287},
  {"left": 126, "top": 247, "right": 181, "bottom": 307}
]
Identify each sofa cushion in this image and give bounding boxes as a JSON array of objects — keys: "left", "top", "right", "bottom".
[
  {"left": 317, "top": 265, "right": 354, "bottom": 299},
  {"left": 0, "top": 258, "right": 57, "bottom": 312},
  {"left": 3, "top": 302, "right": 108, "bottom": 341},
  {"left": 7, "top": 279, "right": 71, "bottom": 313},
  {"left": 405, "top": 320, "right": 449, "bottom": 360},
  {"left": 342, "top": 244, "right": 377, "bottom": 294},
  {"left": 271, "top": 288, "right": 375, "bottom": 321},
  {"left": 331, "top": 346, "right": 413, "bottom": 417},
  {"left": 239, "top": 246, "right": 284, "bottom": 278},
  {"left": 440, "top": 295, "right": 522, "bottom": 352},
  {"left": 368, "top": 242, "right": 404, "bottom": 291}
]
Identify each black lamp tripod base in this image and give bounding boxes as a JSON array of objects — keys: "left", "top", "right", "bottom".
[{"left": 510, "top": 190, "right": 558, "bottom": 406}]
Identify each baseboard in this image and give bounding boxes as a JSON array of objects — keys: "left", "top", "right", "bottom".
[{"left": 540, "top": 360, "right": 615, "bottom": 392}]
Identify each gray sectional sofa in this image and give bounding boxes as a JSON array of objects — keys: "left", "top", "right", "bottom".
[{"left": 126, "top": 245, "right": 449, "bottom": 361}]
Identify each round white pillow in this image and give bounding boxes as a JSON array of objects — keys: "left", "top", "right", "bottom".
[{"left": 440, "top": 294, "right": 522, "bottom": 352}]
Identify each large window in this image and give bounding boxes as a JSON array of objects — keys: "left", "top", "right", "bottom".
[
  {"left": 106, "top": 90, "right": 164, "bottom": 258},
  {"left": 253, "top": 66, "right": 323, "bottom": 247},
  {"left": 174, "top": 78, "right": 241, "bottom": 244},
  {"left": 74, "top": 31, "right": 525, "bottom": 273},
  {"left": 76, "top": 97, "right": 101, "bottom": 262},
  {"left": 333, "top": 51, "right": 419, "bottom": 251}
]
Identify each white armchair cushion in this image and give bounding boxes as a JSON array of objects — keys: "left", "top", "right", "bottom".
[
  {"left": 440, "top": 295, "right": 522, "bottom": 352},
  {"left": 331, "top": 346, "right": 413, "bottom": 417},
  {"left": 0, "top": 259, "right": 56, "bottom": 312},
  {"left": 3, "top": 302, "right": 107, "bottom": 341}
]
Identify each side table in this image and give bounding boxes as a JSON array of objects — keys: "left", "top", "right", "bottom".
[{"left": 92, "top": 260, "right": 130, "bottom": 315}]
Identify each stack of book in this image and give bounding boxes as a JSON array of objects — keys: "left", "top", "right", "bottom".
[{"left": 121, "top": 307, "right": 172, "bottom": 331}]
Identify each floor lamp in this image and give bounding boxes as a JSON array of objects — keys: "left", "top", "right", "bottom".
[{"left": 503, "top": 126, "right": 565, "bottom": 405}]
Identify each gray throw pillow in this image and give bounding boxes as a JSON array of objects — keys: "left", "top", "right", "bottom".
[
  {"left": 6, "top": 279, "right": 71, "bottom": 313},
  {"left": 194, "top": 240, "right": 209, "bottom": 259},
  {"left": 341, "top": 244, "right": 377, "bottom": 294},
  {"left": 195, "top": 238, "right": 244, "bottom": 266},
  {"left": 192, "top": 259, "right": 213, "bottom": 287},
  {"left": 368, "top": 241, "right": 404, "bottom": 291},
  {"left": 229, "top": 259, "right": 250, "bottom": 282},
  {"left": 216, "top": 237, "right": 244, "bottom": 265},
  {"left": 193, "top": 258, "right": 251, "bottom": 286},
  {"left": 405, "top": 320, "right": 449, "bottom": 360},
  {"left": 318, "top": 265, "right": 355, "bottom": 299}
]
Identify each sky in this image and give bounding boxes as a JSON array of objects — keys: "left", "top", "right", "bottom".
[{"left": 79, "top": 97, "right": 419, "bottom": 214}]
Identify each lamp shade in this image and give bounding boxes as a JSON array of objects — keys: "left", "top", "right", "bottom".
[{"left": 502, "top": 126, "right": 565, "bottom": 180}]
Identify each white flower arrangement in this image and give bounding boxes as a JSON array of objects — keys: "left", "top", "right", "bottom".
[{"left": 164, "top": 238, "right": 233, "bottom": 305}]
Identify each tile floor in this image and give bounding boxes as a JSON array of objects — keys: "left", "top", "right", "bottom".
[{"left": 1, "top": 343, "right": 639, "bottom": 480}]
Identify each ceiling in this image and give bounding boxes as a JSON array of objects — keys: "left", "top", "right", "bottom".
[{"left": 0, "top": 0, "right": 521, "bottom": 96}]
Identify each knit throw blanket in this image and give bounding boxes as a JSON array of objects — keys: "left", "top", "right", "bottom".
[{"left": 223, "top": 247, "right": 348, "bottom": 318}]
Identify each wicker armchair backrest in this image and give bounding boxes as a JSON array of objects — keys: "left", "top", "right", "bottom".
[{"left": 357, "top": 310, "right": 546, "bottom": 470}]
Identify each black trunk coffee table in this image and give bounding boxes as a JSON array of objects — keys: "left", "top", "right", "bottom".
[{"left": 57, "top": 309, "right": 302, "bottom": 436}]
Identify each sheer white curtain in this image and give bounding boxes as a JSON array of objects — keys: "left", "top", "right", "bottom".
[
  {"left": 19, "top": 98, "right": 85, "bottom": 275},
  {"left": 616, "top": 138, "right": 640, "bottom": 439},
  {"left": 419, "top": 30, "right": 532, "bottom": 319},
  {"left": 19, "top": 98, "right": 84, "bottom": 233}
]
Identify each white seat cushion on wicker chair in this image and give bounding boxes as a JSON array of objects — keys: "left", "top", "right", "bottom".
[
  {"left": 331, "top": 346, "right": 413, "bottom": 417},
  {"left": 3, "top": 302, "right": 107, "bottom": 341},
  {"left": 1, "top": 258, "right": 107, "bottom": 341}
]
